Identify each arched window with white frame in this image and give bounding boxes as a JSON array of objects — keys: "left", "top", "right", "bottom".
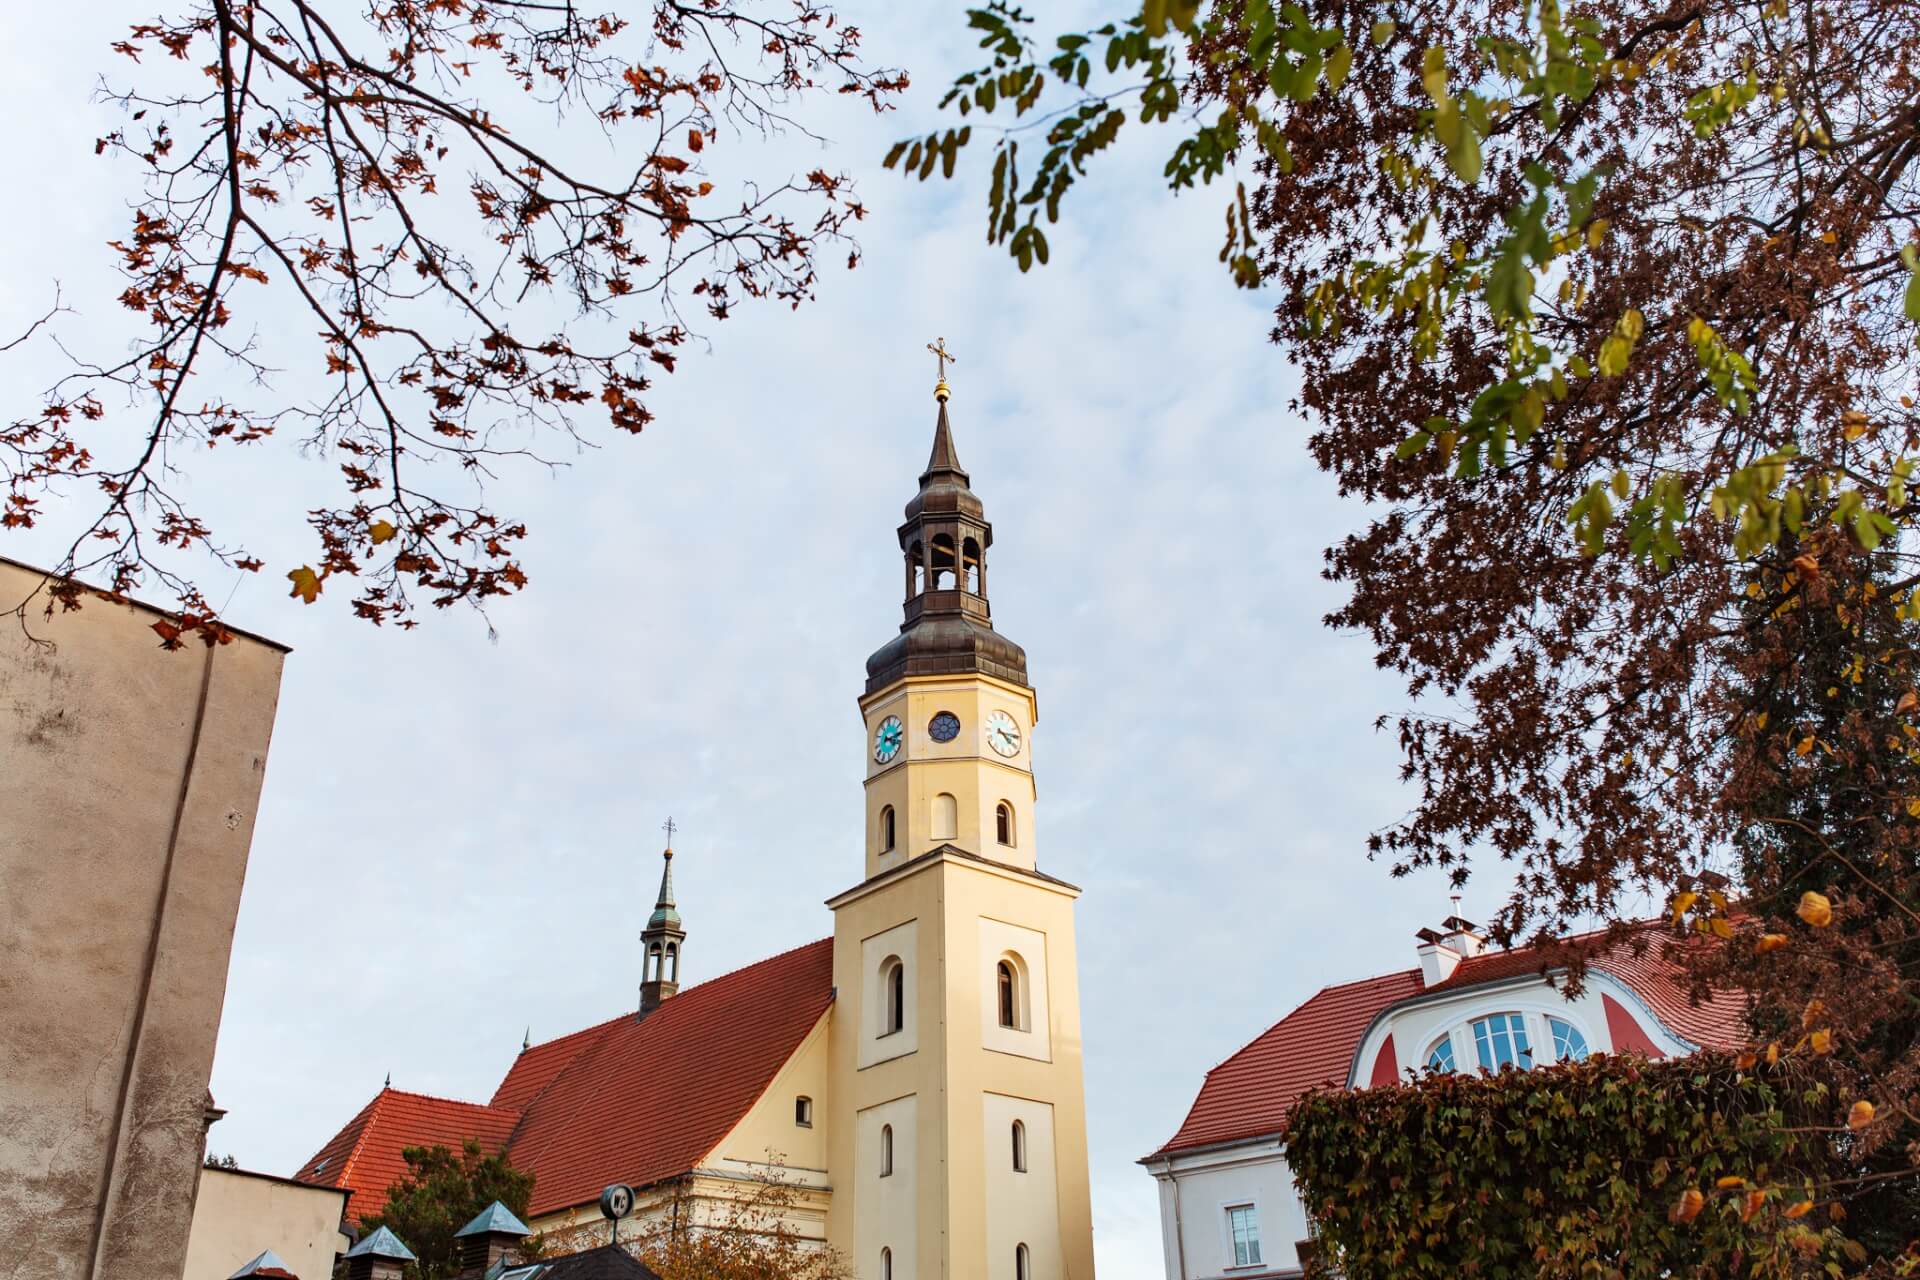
[
  {"left": 1425, "top": 1034, "right": 1456, "bottom": 1073},
  {"left": 1547, "top": 1015, "right": 1590, "bottom": 1062}
]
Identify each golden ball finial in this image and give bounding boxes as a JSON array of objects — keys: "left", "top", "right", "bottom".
[
  {"left": 934, "top": 379, "right": 951, "bottom": 402},
  {"left": 927, "top": 337, "right": 956, "bottom": 402}
]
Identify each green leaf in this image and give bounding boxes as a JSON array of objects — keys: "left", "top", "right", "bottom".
[
  {"left": 1327, "top": 43, "right": 1353, "bottom": 92},
  {"left": 1371, "top": 20, "right": 1396, "bottom": 46}
]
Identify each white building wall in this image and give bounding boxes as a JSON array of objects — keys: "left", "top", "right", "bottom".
[{"left": 1147, "top": 1141, "right": 1306, "bottom": 1278}]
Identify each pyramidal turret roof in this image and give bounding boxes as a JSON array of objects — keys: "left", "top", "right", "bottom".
[
  {"left": 346, "top": 1225, "right": 417, "bottom": 1261},
  {"left": 228, "top": 1249, "right": 297, "bottom": 1278},
  {"left": 456, "top": 1200, "right": 531, "bottom": 1238}
]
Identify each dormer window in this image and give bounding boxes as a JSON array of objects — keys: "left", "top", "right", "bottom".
[
  {"left": 1548, "top": 1016, "right": 1590, "bottom": 1062},
  {"left": 1471, "top": 1013, "right": 1533, "bottom": 1071}
]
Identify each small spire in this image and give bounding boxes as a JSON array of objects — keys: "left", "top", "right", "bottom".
[
  {"left": 521, "top": 1026, "right": 530, "bottom": 1053},
  {"left": 383, "top": 1070, "right": 391, "bottom": 1089}
]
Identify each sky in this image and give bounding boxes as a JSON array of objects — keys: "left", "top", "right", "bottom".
[{"left": 0, "top": 5, "right": 1470, "bottom": 1276}]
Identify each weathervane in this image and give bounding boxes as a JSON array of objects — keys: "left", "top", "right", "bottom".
[{"left": 927, "top": 337, "right": 956, "bottom": 402}]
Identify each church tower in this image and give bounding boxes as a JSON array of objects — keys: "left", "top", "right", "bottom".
[
  {"left": 638, "top": 842, "right": 684, "bottom": 1014},
  {"left": 826, "top": 353, "right": 1097, "bottom": 1280}
]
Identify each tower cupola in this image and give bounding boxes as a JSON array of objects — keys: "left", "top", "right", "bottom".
[
  {"left": 639, "top": 826, "right": 686, "bottom": 1015},
  {"left": 865, "top": 345, "right": 1027, "bottom": 695}
]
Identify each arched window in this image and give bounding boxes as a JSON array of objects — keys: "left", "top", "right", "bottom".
[
  {"left": 1011, "top": 1119, "right": 1027, "bottom": 1172},
  {"left": 664, "top": 942, "right": 678, "bottom": 982},
  {"left": 794, "top": 1096, "right": 813, "bottom": 1127},
  {"left": 881, "top": 1248, "right": 893, "bottom": 1280},
  {"left": 1425, "top": 1035, "right": 1456, "bottom": 1073},
  {"left": 997, "top": 960, "right": 1018, "bottom": 1029},
  {"left": 931, "top": 792, "right": 957, "bottom": 841},
  {"left": 907, "top": 541, "right": 924, "bottom": 596},
  {"left": 1015, "top": 1243, "right": 1031, "bottom": 1280},
  {"left": 1470, "top": 1013, "right": 1534, "bottom": 1071},
  {"left": 995, "top": 802, "right": 1015, "bottom": 846},
  {"left": 881, "top": 957, "right": 906, "bottom": 1036},
  {"left": 962, "top": 537, "right": 983, "bottom": 593},
  {"left": 1548, "top": 1016, "right": 1590, "bottom": 1062},
  {"left": 646, "top": 943, "right": 662, "bottom": 982},
  {"left": 880, "top": 1124, "right": 894, "bottom": 1177},
  {"left": 931, "top": 534, "right": 957, "bottom": 589},
  {"left": 879, "top": 805, "right": 896, "bottom": 852}
]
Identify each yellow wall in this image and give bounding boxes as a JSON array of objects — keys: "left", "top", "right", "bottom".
[
  {"left": 860, "top": 676, "right": 1039, "bottom": 877},
  {"left": 825, "top": 850, "right": 1096, "bottom": 1280},
  {"left": 183, "top": 1168, "right": 348, "bottom": 1280}
]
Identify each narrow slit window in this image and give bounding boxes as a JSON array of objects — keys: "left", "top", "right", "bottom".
[
  {"left": 1012, "top": 1119, "right": 1027, "bottom": 1172},
  {"left": 997, "top": 960, "right": 1018, "bottom": 1029},
  {"left": 880, "top": 1123, "right": 894, "bottom": 1177},
  {"left": 996, "top": 802, "right": 1014, "bottom": 846},
  {"left": 1015, "top": 1243, "right": 1031, "bottom": 1280},
  {"left": 881, "top": 1248, "right": 892, "bottom": 1280},
  {"left": 879, "top": 805, "right": 896, "bottom": 852},
  {"left": 794, "top": 1096, "right": 813, "bottom": 1127},
  {"left": 881, "top": 958, "right": 906, "bottom": 1036}
]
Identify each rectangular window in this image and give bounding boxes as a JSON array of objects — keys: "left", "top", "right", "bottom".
[{"left": 1226, "top": 1205, "right": 1262, "bottom": 1268}]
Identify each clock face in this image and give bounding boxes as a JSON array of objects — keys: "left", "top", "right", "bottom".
[
  {"left": 985, "top": 710, "right": 1022, "bottom": 758},
  {"left": 929, "top": 711, "right": 961, "bottom": 743},
  {"left": 873, "top": 715, "right": 904, "bottom": 764}
]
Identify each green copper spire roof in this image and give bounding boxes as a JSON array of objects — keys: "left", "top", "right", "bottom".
[
  {"left": 647, "top": 847, "right": 681, "bottom": 931},
  {"left": 456, "top": 1201, "right": 532, "bottom": 1239},
  {"left": 346, "top": 1226, "right": 417, "bottom": 1261}
]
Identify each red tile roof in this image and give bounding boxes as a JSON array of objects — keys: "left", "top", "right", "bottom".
[
  {"left": 294, "top": 1089, "right": 519, "bottom": 1224},
  {"left": 1147, "top": 925, "right": 1748, "bottom": 1161},
  {"left": 297, "top": 939, "right": 835, "bottom": 1222}
]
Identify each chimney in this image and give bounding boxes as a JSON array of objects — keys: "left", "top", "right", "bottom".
[
  {"left": 1415, "top": 916, "right": 1485, "bottom": 987},
  {"left": 344, "top": 1226, "right": 416, "bottom": 1280},
  {"left": 453, "top": 1201, "right": 532, "bottom": 1274}
]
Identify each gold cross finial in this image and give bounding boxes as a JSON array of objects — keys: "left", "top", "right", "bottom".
[
  {"left": 927, "top": 337, "right": 956, "bottom": 401},
  {"left": 662, "top": 815, "right": 676, "bottom": 854}
]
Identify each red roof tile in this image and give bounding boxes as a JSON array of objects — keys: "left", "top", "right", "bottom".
[
  {"left": 510, "top": 938, "right": 835, "bottom": 1216},
  {"left": 294, "top": 1089, "right": 519, "bottom": 1224},
  {"left": 1148, "top": 924, "right": 1749, "bottom": 1161},
  {"left": 297, "top": 939, "right": 835, "bottom": 1223},
  {"left": 1151, "top": 968, "right": 1427, "bottom": 1159}
]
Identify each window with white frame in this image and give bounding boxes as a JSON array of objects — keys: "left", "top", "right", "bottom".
[
  {"left": 1548, "top": 1015, "right": 1590, "bottom": 1062},
  {"left": 1470, "top": 1012, "right": 1534, "bottom": 1070},
  {"left": 1226, "top": 1204, "right": 1263, "bottom": 1268},
  {"left": 1425, "top": 1035, "right": 1456, "bottom": 1072}
]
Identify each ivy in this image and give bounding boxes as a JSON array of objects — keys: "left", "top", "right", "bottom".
[{"left": 1286, "top": 1055, "right": 1863, "bottom": 1280}]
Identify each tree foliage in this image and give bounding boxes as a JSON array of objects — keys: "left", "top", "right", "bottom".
[
  {"left": 357, "top": 1139, "right": 535, "bottom": 1280},
  {"left": 535, "top": 1170, "right": 848, "bottom": 1280},
  {"left": 1, "top": 0, "right": 904, "bottom": 641},
  {"left": 1287, "top": 1054, "right": 1864, "bottom": 1279},
  {"left": 912, "top": 0, "right": 1920, "bottom": 1257}
]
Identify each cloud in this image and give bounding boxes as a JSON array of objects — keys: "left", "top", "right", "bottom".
[{"left": 0, "top": 6, "right": 1474, "bottom": 1277}]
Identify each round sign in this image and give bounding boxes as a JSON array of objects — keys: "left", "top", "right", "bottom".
[{"left": 599, "top": 1183, "right": 635, "bottom": 1221}]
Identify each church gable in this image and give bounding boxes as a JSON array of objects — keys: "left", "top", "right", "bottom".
[
  {"left": 509, "top": 937, "right": 834, "bottom": 1216},
  {"left": 297, "top": 939, "right": 834, "bottom": 1223}
]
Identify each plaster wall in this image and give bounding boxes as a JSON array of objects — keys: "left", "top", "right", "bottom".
[
  {"left": 859, "top": 676, "right": 1038, "bottom": 876},
  {"left": 981, "top": 1094, "right": 1058, "bottom": 1280},
  {"left": 182, "top": 1168, "right": 348, "bottom": 1280},
  {"left": 1147, "top": 1144, "right": 1307, "bottom": 1280},
  {"left": 1349, "top": 971, "right": 1693, "bottom": 1086},
  {"left": 710, "top": 1009, "right": 832, "bottom": 1179},
  {"left": 855, "top": 1094, "right": 919, "bottom": 1279},
  {"left": 0, "top": 557, "right": 286, "bottom": 1280}
]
